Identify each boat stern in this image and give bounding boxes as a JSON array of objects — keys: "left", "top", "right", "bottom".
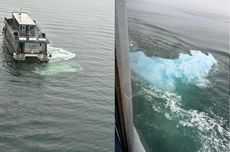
[{"left": 13, "top": 52, "right": 51, "bottom": 63}]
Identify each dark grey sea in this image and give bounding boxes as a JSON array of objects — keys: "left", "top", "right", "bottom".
[{"left": 0, "top": 0, "right": 114, "bottom": 151}]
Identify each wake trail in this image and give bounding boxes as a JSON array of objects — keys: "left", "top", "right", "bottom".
[{"left": 34, "top": 46, "right": 82, "bottom": 76}]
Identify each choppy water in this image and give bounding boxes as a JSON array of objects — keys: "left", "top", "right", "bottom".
[
  {"left": 128, "top": 0, "right": 229, "bottom": 152},
  {"left": 0, "top": 0, "right": 114, "bottom": 151}
]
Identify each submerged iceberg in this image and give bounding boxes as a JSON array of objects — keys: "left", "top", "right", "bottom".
[{"left": 129, "top": 50, "right": 217, "bottom": 91}]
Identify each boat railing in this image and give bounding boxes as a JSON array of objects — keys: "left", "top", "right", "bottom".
[
  {"left": 4, "top": 17, "right": 48, "bottom": 42},
  {"left": 4, "top": 18, "right": 15, "bottom": 34}
]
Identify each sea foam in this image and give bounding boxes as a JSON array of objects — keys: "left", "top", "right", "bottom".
[
  {"left": 34, "top": 46, "right": 81, "bottom": 76},
  {"left": 129, "top": 50, "right": 217, "bottom": 91},
  {"left": 139, "top": 84, "right": 230, "bottom": 152},
  {"left": 48, "top": 46, "right": 76, "bottom": 63}
]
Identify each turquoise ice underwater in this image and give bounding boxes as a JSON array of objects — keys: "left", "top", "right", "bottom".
[{"left": 130, "top": 50, "right": 217, "bottom": 91}]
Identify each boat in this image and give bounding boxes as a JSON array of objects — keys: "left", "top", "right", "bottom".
[{"left": 2, "top": 10, "right": 51, "bottom": 62}]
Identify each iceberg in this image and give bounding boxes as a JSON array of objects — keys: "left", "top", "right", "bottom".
[{"left": 129, "top": 50, "right": 217, "bottom": 91}]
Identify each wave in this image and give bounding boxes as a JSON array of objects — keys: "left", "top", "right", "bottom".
[
  {"left": 129, "top": 50, "right": 217, "bottom": 91},
  {"left": 34, "top": 46, "right": 81, "bottom": 76},
  {"left": 47, "top": 46, "right": 76, "bottom": 63},
  {"left": 138, "top": 83, "right": 230, "bottom": 152},
  {"left": 133, "top": 126, "right": 146, "bottom": 152}
]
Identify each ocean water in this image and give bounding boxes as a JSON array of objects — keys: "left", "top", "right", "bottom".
[
  {"left": 0, "top": 0, "right": 114, "bottom": 151},
  {"left": 128, "top": 0, "right": 229, "bottom": 152}
]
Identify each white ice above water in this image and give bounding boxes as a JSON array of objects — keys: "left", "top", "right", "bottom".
[{"left": 129, "top": 50, "right": 217, "bottom": 91}]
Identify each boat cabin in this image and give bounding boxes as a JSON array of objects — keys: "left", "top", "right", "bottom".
[{"left": 3, "top": 11, "right": 51, "bottom": 62}]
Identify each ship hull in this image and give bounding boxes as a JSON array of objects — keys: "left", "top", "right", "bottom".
[
  {"left": 3, "top": 35, "right": 50, "bottom": 62},
  {"left": 3, "top": 28, "right": 50, "bottom": 63},
  {"left": 3, "top": 29, "right": 15, "bottom": 55},
  {"left": 2, "top": 14, "right": 51, "bottom": 63}
]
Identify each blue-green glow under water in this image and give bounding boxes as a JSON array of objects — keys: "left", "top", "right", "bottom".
[{"left": 130, "top": 50, "right": 217, "bottom": 91}]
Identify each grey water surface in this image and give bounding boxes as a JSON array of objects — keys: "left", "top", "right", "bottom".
[{"left": 0, "top": 0, "right": 114, "bottom": 151}]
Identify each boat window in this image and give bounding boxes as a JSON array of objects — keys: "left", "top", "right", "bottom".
[{"left": 19, "top": 43, "right": 24, "bottom": 52}]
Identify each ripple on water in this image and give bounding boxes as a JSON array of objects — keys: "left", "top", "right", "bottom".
[{"left": 133, "top": 78, "right": 230, "bottom": 152}]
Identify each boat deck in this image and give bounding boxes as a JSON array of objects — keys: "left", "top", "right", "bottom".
[{"left": 4, "top": 18, "right": 48, "bottom": 43}]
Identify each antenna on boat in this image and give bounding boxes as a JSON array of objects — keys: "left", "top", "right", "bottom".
[{"left": 19, "top": 8, "right": 22, "bottom": 21}]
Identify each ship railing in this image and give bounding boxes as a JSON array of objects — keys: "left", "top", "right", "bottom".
[
  {"left": 4, "top": 18, "right": 15, "bottom": 34},
  {"left": 4, "top": 17, "right": 48, "bottom": 42}
]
